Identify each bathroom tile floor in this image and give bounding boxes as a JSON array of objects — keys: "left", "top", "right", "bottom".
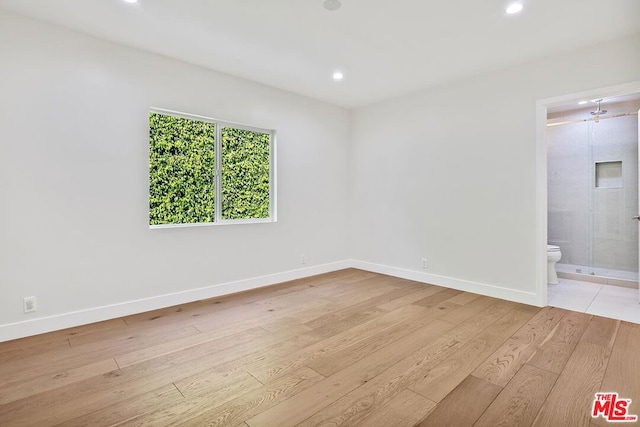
[{"left": 548, "top": 278, "right": 640, "bottom": 324}]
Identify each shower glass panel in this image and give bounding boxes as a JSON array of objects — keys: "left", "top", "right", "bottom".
[
  {"left": 589, "top": 115, "right": 638, "bottom": 280},
  {"left": 547, "top": 109, "right": 639, "bottom": 282}
]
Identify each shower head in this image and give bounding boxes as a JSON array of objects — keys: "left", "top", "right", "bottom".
[{"left": 590, "top": 99, "right": 607, "bottom": 116}]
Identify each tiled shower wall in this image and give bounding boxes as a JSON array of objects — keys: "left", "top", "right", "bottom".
[{"left": 547, "top": 100, "right": 640, "bottom": 275}]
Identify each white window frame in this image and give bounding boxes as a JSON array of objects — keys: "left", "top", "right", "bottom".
[{"left": 149, "top": 107, "right": 277, "bottom": 229}]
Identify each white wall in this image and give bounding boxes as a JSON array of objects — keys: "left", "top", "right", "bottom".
[
  {"left": 350, "top": 34, "right": 640, "bottom": 302},
  {"left": 0, "top": 14, "right": 351, "bottom": 339}
]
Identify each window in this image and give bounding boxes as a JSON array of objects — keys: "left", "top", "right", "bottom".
[{"left": 149, "top": 109, "right": 275, "bottom": 227}]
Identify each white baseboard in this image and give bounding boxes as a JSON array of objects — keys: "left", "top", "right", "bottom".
[
  {"left": 0, "top": 260, "right": 351, "bottom": 343},
  {"left": 351, "top": 260, "right": 541, "bottom": 307},
  {"left": 0, "top": 258, "right": 542, "bottom": 343}
]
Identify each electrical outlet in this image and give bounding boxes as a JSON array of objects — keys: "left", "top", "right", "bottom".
[
  {"left": 24, "top": 296, "right": 37, "bottom": 313},
  {"left": 421, "top": 258, "right": 427, "bottom": 269},
  {"left": 300, "top": 254, "right": 306, "bottom": 265}
]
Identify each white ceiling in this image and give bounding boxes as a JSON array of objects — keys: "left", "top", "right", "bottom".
[{"left": 1, "top": 0, "right": 639, "bottom": 108}]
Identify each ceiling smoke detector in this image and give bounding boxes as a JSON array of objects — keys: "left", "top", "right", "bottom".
[{"left": 323, "top": 0, "right": 342, "bottom": 11}]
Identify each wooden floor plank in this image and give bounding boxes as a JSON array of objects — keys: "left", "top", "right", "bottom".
[
  {"left": 376, "top": 285, "right": 445, "bottom": 312},
  {"left": 414, "top": 301, "right": 460, "bottom": 318},
  {"left": 197, "top": 332, "right": 321, "bottom": 379},
  {"left": 593, "top": 322, "right": 640, "bottom": 427},
  {"left": 68, "top": 321, "right": 198, "bottom": 348},
  {"left": 415, "top": 375, "right": 502, "bottom": 427},
  {"left": 172, "top": 368, "right": 324, "bottom": 427},
  {"left": 0, "top": 338, "right": 70, "bottom": 365},
  {"left": 442, "top": 299, "right": 518, "bottom": 344},
  {"left": 55, "top": 384, "right": 184, "bottom": 427},
  {"left": 119, "top": 281, "right": 340, "bottom": 340},
  {"left": 446, "top": 291, "right": 482, "bottom": 306},
  {"left": 174, "top": 370, "right": 262, "bottom": 400},
  {"left": 118, "top": 373, "right": 265, "bottom": 427},
  {"left": 114, "top": 326, "right": 270, "bottom": 369},
  {"left": 191, "top": 295, "right": 337, "bottom": 334},
  {"left": 295, "top": 335, "right": 461, "bottom": 427},
  {"left": 306, "top": 285, "right": 420, "bottom": 329},
  {"left": 436, "top": 295, "right": 499, "bottom": 325},
  {"left": 473, "top": 364, "right": 558, "bottom": 427},
  {"left": 75, "top": 324, "right": 201, "bottom": 354},
  {"left": 580, "top": 316, "right": 620, "bottom": 348},
  {"left": 307, "top": 310, "right": 439, "bottom": 377},
  {"left": 259, "top": 318, "right": 315, "bottom": 335},
  {"left": 305, "top": 309, "right": 388, "bottom": 340},
  {"left": 115, "top": 320, "right": 308, "bottom": 369},
  {"left": 532, "top": 342, "right": 611, "bottom": 427},
  {"left": 0, "top": 358, "right": 118, "bottom": 405},
  {"left": 246, "top": 304, "right": 428, "bottom": 384},
  {"left": 0, "top": 325, "right": 201, "bottom": 388},
  {"left": 413, "top": 288, "right": 463, "bottom": 308},
  {"left": 262, "top": 300, "right": 351, "bottom": 326},
  {"left": 356, "top": 389, "right": 436, "bottom": 426},
  {"left": 3, "top": 318, "right": 126, "bottom": 349},
  {"left": 527, "top": 311, "right": 591, "bottom": 374},
  {"left": 471, "top": 306, "right": 567, "bottom": 387},
  {"left": 409, "top": 305, "right": 539, "bottom": 402},
  {"left": 321, "top": 276, "right": 405, "bottom": 304}
]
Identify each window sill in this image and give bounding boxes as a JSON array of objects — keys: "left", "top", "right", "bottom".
[{"left": 149, "top": 218, "right": 276, "bottom": 229}]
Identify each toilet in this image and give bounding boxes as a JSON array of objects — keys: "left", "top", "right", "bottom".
[{"left": 547, "top": 245, "right": 562, "bottom": 285}]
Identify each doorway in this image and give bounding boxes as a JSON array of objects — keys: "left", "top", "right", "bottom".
[{"left": 536, "top": 81, "right": 640, "bottom": 323}]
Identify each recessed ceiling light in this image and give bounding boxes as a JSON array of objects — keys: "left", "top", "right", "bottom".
[
  {"left": 506, "top": 2, "right": 523, "bottom": 14},
  {"left": 578, "top": 101, "right": 588, "bottom": 105},
  {"left": 332, "top": 71, "right": 344, "bottom": 81},
  {"left": 123, "top": 0, "right": 138, "bottom": 3}
]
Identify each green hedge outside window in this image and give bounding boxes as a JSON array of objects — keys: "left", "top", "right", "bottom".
[{"left": 149, "top": 111, "right": 272, "bottom": 226}]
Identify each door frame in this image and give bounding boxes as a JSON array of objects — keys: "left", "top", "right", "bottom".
[{"left": 535, "top": 81, "right": 640, "bottom": 307}]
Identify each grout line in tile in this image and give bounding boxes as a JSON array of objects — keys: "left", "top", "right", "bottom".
[{"left": 584, "top": 290, "right": 601, "bottom": 314}]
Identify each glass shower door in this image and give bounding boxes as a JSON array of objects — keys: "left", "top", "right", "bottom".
[{"left": 589, "top": 113, "right": 639, "bottom": 282}]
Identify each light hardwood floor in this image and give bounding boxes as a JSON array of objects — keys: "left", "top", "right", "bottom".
[{"left": 0, "top": 269, "right": 638, "bottom": 426}]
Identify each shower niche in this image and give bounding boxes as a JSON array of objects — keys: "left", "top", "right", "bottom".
[{"left": 595, "top": 161, "right": 623, "bottom": 189}]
